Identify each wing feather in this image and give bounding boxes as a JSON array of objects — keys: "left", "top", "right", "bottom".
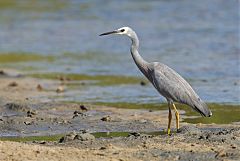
[{"left": 150, "top": 62, "right": 211, "bottom": 117}]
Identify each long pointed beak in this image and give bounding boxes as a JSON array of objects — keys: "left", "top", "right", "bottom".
[{"left": 99, "top": 30, "right": 118, "bottom": 36}]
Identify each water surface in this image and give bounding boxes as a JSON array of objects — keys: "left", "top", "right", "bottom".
[{"left": 0, "top": 0, "right": 239, "bottom": 104}]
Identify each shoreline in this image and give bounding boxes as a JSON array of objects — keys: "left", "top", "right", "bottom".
[{"left": 0, "top": 69, "right": 239, "bottom": 161}]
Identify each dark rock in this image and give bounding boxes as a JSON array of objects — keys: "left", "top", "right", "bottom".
[
  {"left": 101, "top": 116, "right": 111, "bottom": 122},
  {"left": 178, "top": 125, "right": 202, "bottom": 135},
  {"left": 80, "top": 105, "right": 88, "bottom": 111},
  {"left": 24, "top": 121, "right": 33, "bottom": 125},
  {"left": 75, "top": 133, "right": 95, "bottom": 141},
  {"left": 59, "top": 131, "right": 95, "bottom": 143},
  {"left": 72, "top": 111, "right": 86, "bottom": 119},
  {"left": 8, "top": 82, "right": 18, "bottom": 87},
  {"left": 27, "top": 110, "right": 37, "bottom": 117},
  {"left": 4, "top": 103, "right": 29, "bottom": 112},
  {"left": 59, "top": 131, "right": 77, "bottom": 143},
  {"left": 140, "top": 81, "right": 146, "bottom": 86},
  {"left": 128, "top": 132, "right": 152, "bottom": 139},
  {"left": 0, "top": 70, "right": 6, "bottom": 75},
  {"left": 36, "top": 84, "right": 43, "bottom": 91}
]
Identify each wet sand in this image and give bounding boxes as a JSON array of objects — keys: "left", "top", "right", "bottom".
[{"left": 0, "top": 69, "right": 239, "bottom": 161}]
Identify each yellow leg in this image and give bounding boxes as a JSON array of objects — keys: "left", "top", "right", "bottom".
[
  {"left": 167, "top": 103, "right": 172, "bottom": 135},
  {"left": 172, "top": 103, "right": 180, "bottom": 131}
]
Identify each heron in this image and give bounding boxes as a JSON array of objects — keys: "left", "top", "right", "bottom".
[{"left": 99, "top": 27, "right": 212, "bottom": 134}]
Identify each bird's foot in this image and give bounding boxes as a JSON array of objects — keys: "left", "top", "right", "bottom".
[{"left": 167, "top": 128, "right": 171, "bottom": 135}]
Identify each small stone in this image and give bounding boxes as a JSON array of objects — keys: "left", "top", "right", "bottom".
[
  {"left": 222, "top": 89, "right": 228, "bottom": 92},
  {"left": 37, "top": 84, "right": 43, "bottom": 91},
  {"left": 75, "top": 133, "right": 95, "bottom": 141},
  {"left": 80, "top": 105, "right": 88, "bottom": 111},
  {"left": 215, "top": 150, "right": 227, "bottom": 158},
  {"left": 39, "top": 141, "right": 46, "bottom": 144},
  {"left": 201, "top": 79, "right": 208, "bottom": 82},
  {"left": 56, "top": 86, "right": 64, "bottom": 93},
  {"left": 128, "top": 132, "right": 141, "bottom": 137},
  {"left": 0, "top": 70, "right": 6, "bottom": 75},
  {"left": 140, "top": 81, "right": 146, "bottom": 86},
  {"left": 72, "top": 111, "right": 86, "bottom": 119},
  {"left": 101, "top": 116, "right": 111, "bottom": 122},
  {"left": 8, "top": 82, "right": 18, "bottom": 87},
  {"left": 231, "top": 144, "right": 236, "bottom": 149},
  {"left": 27, "top": 110, "right": 37, "bottom": 117},
  {"left": 59, "top": 131, "right": 77, "bottom": 143},
  {"left": 24, "top": 121, "right": 32, "bottom": 125},
  {"left": 99, "top": 146, "right": 107, "bottom": 150}
]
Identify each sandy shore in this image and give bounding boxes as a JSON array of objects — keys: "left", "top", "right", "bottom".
[{"left": 0, "top": 69, "right": 239, "bottom": 161}]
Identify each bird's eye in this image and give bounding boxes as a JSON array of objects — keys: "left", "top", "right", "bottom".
[{"left": 120, "top": 29, "right": 125, "bottom": 32}]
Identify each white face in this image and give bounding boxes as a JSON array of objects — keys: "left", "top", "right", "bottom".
[
  {"left": 116, "top": 27, "right": 132, "bottom": 36},
  {"left": 99, "top": 26, "right": 133, "bottom": 37}
]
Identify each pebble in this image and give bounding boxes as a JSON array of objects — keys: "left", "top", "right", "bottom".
[
  {"left": 0, "top": 70, "right": 6, "bottom": 75},
  {"left": 27, "top": 110, "right": 37, "bottom": 117},
  {"left": 72, "top": 111, "right": 86, "bottom": 119},
  {"left": 140, "top": 81, "right": 146, "bottom": 86},
  {"left": 215, "top": 150, "right": 227, "bottom": 158},
  {"left": 59, "top": 131, "right": 95, "bottom": 143},
  {"left": 59, "top": 131, "right": 77, "bottom": 143},
  {"left": 36, "top": 84, "right": 43, "bottom": 91},
  {"left": 80, "top": 105, "right": 88, "bottom": 111},
  {"left": 24, "top": 121, "right": 32, "bottom": 125},
  {"left": 56, "top": 86, "right": 64, "bottom": 93},
  {"left": 8, "top": 82, "right": 18, "bottom": 87},
  {"left": 101, "top": 116, "right": 111, "bottom": 122}
]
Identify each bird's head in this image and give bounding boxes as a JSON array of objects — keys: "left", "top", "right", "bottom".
[{"left": 99, "top": 27, "right": 134, "bottom": 37}]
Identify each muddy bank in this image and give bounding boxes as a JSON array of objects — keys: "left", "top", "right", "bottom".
[
  {"left": 1, "top": 126, "right": 239, "bottom": 161},
  {"left": 0, "top": 69, "right": 240, "bottom": 161}
]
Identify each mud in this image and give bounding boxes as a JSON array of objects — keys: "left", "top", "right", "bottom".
[{"left": 0, "top": 69, "right": 239, "bottom": 161}]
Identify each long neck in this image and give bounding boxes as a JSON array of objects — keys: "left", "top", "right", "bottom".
[{"left": 130, "top": 32, "right": 149, "bottom": 76}]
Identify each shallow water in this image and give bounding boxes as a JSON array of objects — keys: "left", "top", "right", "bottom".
[{"left": 0, "top": 0, "right": 239, "bottom": 104}]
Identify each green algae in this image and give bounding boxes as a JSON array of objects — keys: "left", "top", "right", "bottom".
[
  {"left": 92, "top": 102, "right": 240, "bottom": 124},
  {"left": 29, "top": 73, "right": 146, "bottom": 86},
  {"left": 93, "top": 131, "right": 167, "bottom": 138},
  {"left": 0, "top": 0, "right": 67, "bottom": 12},
  {"left": 0, "top": 53, "right": 54, "bottom": 63},
  {"left": 0, "top": 131, "right": 167, "bottom": 142},
  {"left": 0, "top": 134, "right": 63, "bottom": 142}
]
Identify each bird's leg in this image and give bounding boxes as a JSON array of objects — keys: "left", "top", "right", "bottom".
[
  {"left": 172, "top": 103, "right": 180, "bottom": 131},
  {"left": 167, "top": 103, "right": 172, "bottom": 135}
]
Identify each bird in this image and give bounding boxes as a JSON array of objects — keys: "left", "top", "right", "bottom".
[{"left": 99, "top": 27, "right": 212, "bottom": 135}]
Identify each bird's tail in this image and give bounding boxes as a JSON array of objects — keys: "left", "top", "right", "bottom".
[{"left": 193, "top": 99, "right": 212, "bottom": 117}]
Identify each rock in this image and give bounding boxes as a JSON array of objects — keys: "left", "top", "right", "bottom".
[
  {"left": 56, "top": 86, "right": 64, "bottom": 93},
  {"left": 0, "top": 70, "right": 6, "bottom": 75},
  {"left": 75, "top": 133, "right": 95, "bottom": 141},
  {"left": 101, "top": 116, "right": 111, "bottom": 122},
  {"left": 80, "top": 105, "right": 88, "bottom": 111},
  {"left": 128, "top": 132, "right": 153, "bottom": 138},
  {"left": 178, "top": 125, "right": 202, "bottom": 135},
  {"left": 140, "top": 81, "right": 146, "bottom": 86},
  {"left": 72, "top": 111, "right": 86, "bottom": 119},
  {"left": 8, "top": 82, "right": 18, "bottom": 87},
  {"left": 128, "top": 132, "right": 141, "bottom": 137},
  {"left": 59, "top": 131, "right": 95, "bottom": 143},
  {"left": 27, "top": 110, "right": 37, "bottom": 117},
  {"left": 24, "top": 121, "right": 33, "bottom": 125},
  {"left": 36, "top": 84, "right": 43, "bottom": 91},
  {"left": 59, "top": 131, "right": 77, "bottom": 143},
  {"left": 4, "top": 103, "right": 29, "bottom": 112},
  {"left": 215, "top": 150, "right": 227, "bottom": 158}
]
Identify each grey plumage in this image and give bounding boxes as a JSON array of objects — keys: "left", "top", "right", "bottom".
[{"left": 100, "top": 26, "right": 212, "bottom": 133}]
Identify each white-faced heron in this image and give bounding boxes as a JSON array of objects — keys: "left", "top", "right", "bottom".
[{"left": 100, "top": 27, "right": 212, "bottom": 134}]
